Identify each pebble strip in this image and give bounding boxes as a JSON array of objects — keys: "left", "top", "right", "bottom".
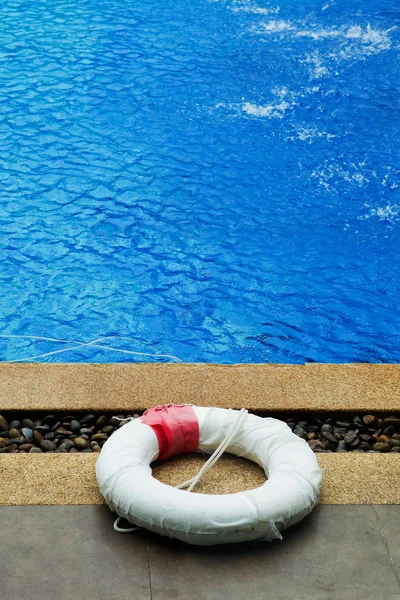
[
  {"left": 0, "top": 413, "right": 139, "bottom": 454},
  {"left": 0, "top": 412, "right": 400, "bottom": 454}
]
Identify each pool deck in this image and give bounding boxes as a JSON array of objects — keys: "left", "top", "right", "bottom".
[{"left": 1, "top": 504, "right": 400, "bottom": 600}]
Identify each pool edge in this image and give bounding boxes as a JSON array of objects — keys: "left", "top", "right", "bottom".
[
  {"left": 0, "top": 453, "right": 398, "bottom": 505},
  {"left": 1, "top": 362, "right": 400, "bottom": 412}
]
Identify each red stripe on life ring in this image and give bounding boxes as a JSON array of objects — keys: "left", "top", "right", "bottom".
[{"left": 141, "top": 404, "right": 199, "bottom": 461}]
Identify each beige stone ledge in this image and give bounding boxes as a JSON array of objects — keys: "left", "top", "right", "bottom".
[
  {"left": 0, "top": 453, "right": 398, "bottom": 506},
  {"left": 1, "top": 363, "right": 400, "bottom": 412}
]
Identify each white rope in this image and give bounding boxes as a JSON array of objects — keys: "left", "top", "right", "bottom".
[
  {"left": 0, "top": 334, "right": 182, "bottom": 363},
  {"left": 113, "top": 516, "right": 141, "bottom": 534},
  {"left": 113, "top": 408, "right": 248, "bottom": 533},
  {"left": 177, "top": 408, "right": 248, "bottom": 492}
]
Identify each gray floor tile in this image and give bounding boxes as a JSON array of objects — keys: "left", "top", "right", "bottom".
[
  {"left": 374, "top": 505, "right": 400, "bottom": 586},
  {"left": 0, "top": 506, "right": 151, "bottom": 600},
  {"left": 148, "top": 505, "right": 400, "bottom": 600}
]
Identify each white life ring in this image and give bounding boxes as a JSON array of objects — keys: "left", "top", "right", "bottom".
[{"left": 96, "top": 405, "right": 322, "bottom": 546}]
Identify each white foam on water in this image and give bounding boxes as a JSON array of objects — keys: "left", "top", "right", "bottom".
[
  {"left": 288, "top": 126, "right": 335, "bottom": 143},
  {"left": 254, "top": 21, "right": 395, "bottom": 47},
  {"left": 252, "top": 20, "right": 293, "bottom": 34},
  {"left": 242, "top": 99, "right": 289, "bottom": 117},
  {"left": 312, "top": 161, "right": 370, "bottom": 192},
  {"left": 252, "top": 21, "right": 395, "bottom": 71},
  {"left": 214, "top": 85, "right": 320, "bottom": 120},
  {"left": 255, "top": 19, "right": 292, "bottom": 32},
  {"left": 359, "top": 204, "right": 400, "bottom": 223},
  {"left": 230, "top": 0, "right": 280, "bottom": 14},
  {"left": 382, "top": 172, "right": 399, "bottom": 189},
  {"left": 304, "top": 51, "right": 330, "bottom": 79},
  {"left": 241, "top": 86, "right": 298, "bottom": 118}
]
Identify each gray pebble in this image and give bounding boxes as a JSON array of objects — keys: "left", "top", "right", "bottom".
[
  {"left": 308, "top": 440, "right": 326, "bottom": 451},
  {"left": 34, "top": 425, "right": 50, "bottom": 433},
  {"left": 70, "top": 420, "right": 81, "bottom": 433},
  {"left": 359, "top": 443, "right": 371, "bottom": 451},
  {"left": 322, "top": 431, "right": 338, "bottom": 443},
  {"left": 102, "top": 426, "right": 115, "bottom": 434},
  {"left": 372, "top": 442, "right": 391, "bottom": 453},
  {"left": 59, "top": 440, "right": 74, "bottom": 453},
  {"left": 79, "top": 428, "right": 93, "bottom": 435},
  {"left": 336, "top": 421, "right": 351, "bottom": 428},
  {"left": 388, "top": 439, "right": 400, "bottom": 449},
  {"left": 59, "top": 439, "right": 74, "bottom": 450},
  {"left": 344, "top": 431, "right": 358, "bottom": 445},
  {"left": 21, "top": 427, "right": 33, "bottom": 442},
  {"left": 80, "top": 414, "right": 95, "bottom": 425},
  {"left": 40, "top": 440, "right": 57, "bottom": 452},
  {"left": 321, "top": 424, "right": 333, "bottom": 433},
  {"left": 95, "top": 415, "right": 109, "bottom": 429}
]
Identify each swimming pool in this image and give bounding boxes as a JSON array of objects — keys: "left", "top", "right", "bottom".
[{"left": 1, "top": 0, "right": 399, "bottom": 363}]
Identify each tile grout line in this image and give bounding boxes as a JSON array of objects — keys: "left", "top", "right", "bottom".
[
  {"left": 146, "top": 538, "right": 153, "bottom": 600},
  {"left": 372, "top": 505, "right": 400, "bottom": 590}
]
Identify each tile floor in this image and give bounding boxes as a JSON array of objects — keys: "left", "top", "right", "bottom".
[{"left": 1, "top": 505, "right": 399, "bottom": 600}]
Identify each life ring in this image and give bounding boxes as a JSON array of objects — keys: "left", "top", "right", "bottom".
[{"left": 96, "top": 404, "right": 322, "bottom": 546}]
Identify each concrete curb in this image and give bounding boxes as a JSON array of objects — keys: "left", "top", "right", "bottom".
[
  {"left": 1, "top": 363, "right": 400, "bottom": 412},
  {"left": 0, "top": 453, "right": 399, "bottom": 505}
]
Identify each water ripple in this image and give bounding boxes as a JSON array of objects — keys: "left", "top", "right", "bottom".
[{"left": 0, "top": 0, "right": 399, "bottom": 363}]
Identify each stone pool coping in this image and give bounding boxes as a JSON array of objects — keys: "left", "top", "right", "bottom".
[
  {"left": 1, "top": 363, "right": 399, "bottom": 506},
  {"left": 0, "top": 453, "right": 399, "bottom": 505},
  {"left": 2, "top": 363, "right": 400, "bottom": 412}
]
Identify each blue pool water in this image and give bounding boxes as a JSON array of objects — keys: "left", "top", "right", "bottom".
[{"left": 1, "top": 0, "right": 400, "bottom": 363}]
